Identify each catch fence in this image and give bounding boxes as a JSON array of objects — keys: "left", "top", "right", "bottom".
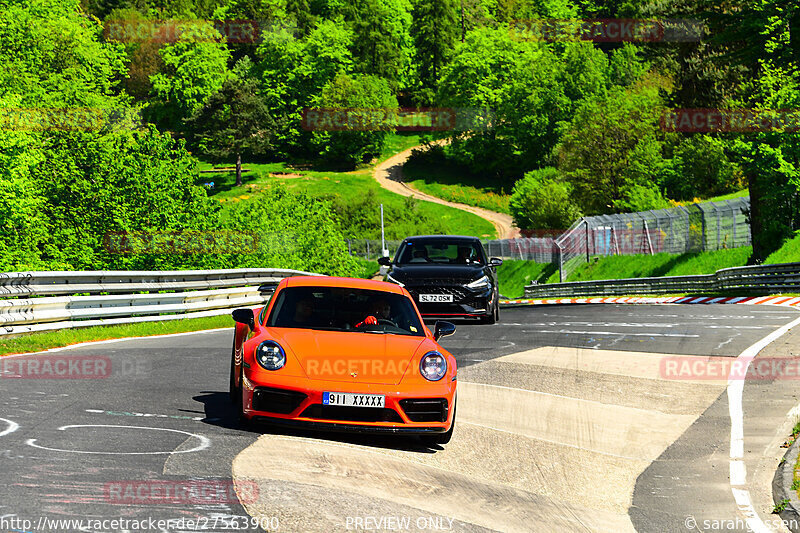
[{"left": 482, "top": 197, "right": 750, "bottom": 281}]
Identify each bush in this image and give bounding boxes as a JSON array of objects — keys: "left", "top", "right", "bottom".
[
  {"left": 222, "top": 185, "right": 362, "bottom": 277},
  {"left": 510, "top": 168, "right": 582, "bottom": 230},
  {"left": 662, "top": 135, "right": 744, "bottom": 201}
]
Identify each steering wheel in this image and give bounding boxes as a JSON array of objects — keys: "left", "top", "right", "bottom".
[{"left": 377, "top": 318, "right": 398, "bottom": 327}]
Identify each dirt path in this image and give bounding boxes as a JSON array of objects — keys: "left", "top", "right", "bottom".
[{"left": 373, "top": 144, "right": 520, "bottom": 239}]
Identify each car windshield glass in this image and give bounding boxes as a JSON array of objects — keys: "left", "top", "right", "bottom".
[
  {"left": 266, "top": 286, "right": 425, "bottom": 336},
  {"left": 395, "top": 240, "right": 485, "bottom": 265}
]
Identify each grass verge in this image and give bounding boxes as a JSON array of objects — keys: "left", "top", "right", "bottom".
[
  {"left": 403, "top": 153, "right": 511, "bottom": 214},
  {"left": 196, "top": 143, "right": 496, "bottom": 240},
  {"left": 497, "top": 260, "right": 557, "bottom": 298},
  {"left": 766, "top": 233, "right": 800, "bottom": 265},
  {"left": 554, "top": 247, "right": 754, "bottom": 284},
  {"left": 0, "top": 315, "right": 234, "bottom": 358}
]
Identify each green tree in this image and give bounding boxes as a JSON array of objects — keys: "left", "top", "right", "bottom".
[
  {"left": 30, "top": 127, "right": 219, "bottom": 270},
  {"left": 342, "top": 0, "right": 413, "bottom": 89},
  {"left": 149, "top": 22, "right": 231, "bottom": 131},
  {"left": 410, "top": 0, "right": 459, "bottom": 103},
  {"left": 309, "top": 73, "right": 398, "bottom": 168},
  {"left": 436, "top": 28, "right": 570, "bottom": 181},
  {"left": 185, "top": 76, "right": 276, "bottom": 186},
  {"left": 662, "top": 135, "right": 743, "bottom": 201},
  {"left": 255, "top": 18, "right": 353, "bottom": 154},
  {"left": 0, "top": 0, "right": 128, "bottom": 108},
  {"left": 555, "top": 75, "right": 672, "bottom": 215},
  {"left": 509, "top": 167, "right": 582, "bottom": 230}
]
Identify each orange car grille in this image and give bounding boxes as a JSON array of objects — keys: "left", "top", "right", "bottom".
[
  {"left": 252, "top": 387, "right": 308, "bottom": 415},
  {"left": 300, "top": 405, "right": 404, "bottom": 423},
  {"left": 399, "top": 398, "right": 448, "bottom": 422}
]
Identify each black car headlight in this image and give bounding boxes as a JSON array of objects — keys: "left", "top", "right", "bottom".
[
  {"left": 420, "top": 351, "right": 447, "bottom": 381},
  {"left": 255, "top": 341, "right": 286, "bottom": 371},
  {"left": 466, "top": 275, "right": 490, "bottom": 290}
]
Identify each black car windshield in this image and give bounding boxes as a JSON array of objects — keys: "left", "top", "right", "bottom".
[
  {"left": 266, "top": 286, "right": 425, "bottom": 336},
  {"left": 395, "top": 240, "right": 485, "bottom": 265}
]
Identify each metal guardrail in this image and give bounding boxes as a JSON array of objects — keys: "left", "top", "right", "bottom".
[
  {"left": 0, "top": 269, "right": 321, "bottom": 337},
  {"left": 524, "top": 262, "right": 800, "bottom": 298}
]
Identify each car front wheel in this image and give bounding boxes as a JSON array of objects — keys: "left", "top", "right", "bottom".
[{"left": 481, "top": 300, "right": 498, "bottom": 324}]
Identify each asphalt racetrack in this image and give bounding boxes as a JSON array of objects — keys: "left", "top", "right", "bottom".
[{"left": 1, "top": 303, "right": 798, "bottom": 532}]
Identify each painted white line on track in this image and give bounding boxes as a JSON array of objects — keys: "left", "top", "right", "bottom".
[
  {"left": 0, "top": 418, "right": 19, "bottom": 438},
  {"left": 726, "top": 314, "right": 800, "bottom": 533},
  {"left": 1, "top": 327, "right": 231, "bottom": 359},
  {"left": 25, "top": 424, "right": 210, "bottom": 455},
  {"left": 524, "top": 329, "right": 700, "bottom": 338}
]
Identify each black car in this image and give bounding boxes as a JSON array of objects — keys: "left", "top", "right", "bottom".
[{"left": 378, "top": 235, "right": 503, "bottom": 324}]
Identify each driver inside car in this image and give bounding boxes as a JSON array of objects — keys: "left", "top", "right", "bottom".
[{"left": 355, "top": 298, "right": 392, "bottom": 328}]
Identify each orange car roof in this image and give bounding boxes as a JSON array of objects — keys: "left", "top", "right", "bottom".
[{"left": 284, "top": 276, "right": 405, "bottom": 294}]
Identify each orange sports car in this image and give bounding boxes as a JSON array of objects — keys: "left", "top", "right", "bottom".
[{"left": 229, "top": 276, "right": 458, "bottom": 445}]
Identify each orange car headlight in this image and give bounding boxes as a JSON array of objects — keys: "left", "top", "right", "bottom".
[
  {"left": 420, "top": 351, "right": 447, "bottom": 381},
  {"left": 255, "top": 341, "right": 286, "bottom": 371}
]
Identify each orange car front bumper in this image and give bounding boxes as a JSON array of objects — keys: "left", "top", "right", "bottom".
[{"left": 241, "top": 371, "right": 456, "bottom": 434}]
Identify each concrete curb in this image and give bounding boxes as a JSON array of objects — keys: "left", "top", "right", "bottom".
[
  {"left": 500, "top": 295, "right": 800, "bottom": 309},
  {"left": 774, "top": 436, "right": 800, "bottom": 531}
]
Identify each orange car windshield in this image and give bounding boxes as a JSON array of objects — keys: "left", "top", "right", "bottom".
[{"left": 266, "top": 287, "right": 425, "bottom": 336}]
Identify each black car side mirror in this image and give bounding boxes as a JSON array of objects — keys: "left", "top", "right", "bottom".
[
  {"left": 377, "top": 257, "right": 392, "bottom": 266},
  {"left": 489, "top": 257, "right": 503, "bottom": 267},
  {"left": 433, "top": 320, "right": 456, "bottom": 341},
  {"left": 257, "top": 283, "right": 278, "bottom": 296},
  {"left": 232, "top": 308, "right": 255, "bottom": 330}
]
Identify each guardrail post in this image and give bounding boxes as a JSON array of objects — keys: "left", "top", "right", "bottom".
[
  {"left": 585, "top": 220, "right": 590, "bottom": 262},
  {"left": 643, "top": 220, "right": 654, "bottom": 255}
]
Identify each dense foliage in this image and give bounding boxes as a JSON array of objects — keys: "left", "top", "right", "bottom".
[{"left": 1, "top": 0, "right": 798, "bottom": 272}]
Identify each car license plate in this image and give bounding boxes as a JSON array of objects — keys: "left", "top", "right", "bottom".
[
  {"left": 419, "top": 294, "right": 453, "bottom": 303},
  {"left": 323, "top": 392, "right": 385, "bottom": 408}
]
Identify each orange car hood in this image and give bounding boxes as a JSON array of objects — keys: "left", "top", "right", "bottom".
[{"left": 268, "top": 328, "right": 430, "bottom": 385}]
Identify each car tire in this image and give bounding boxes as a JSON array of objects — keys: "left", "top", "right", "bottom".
[
  {"left": 481, "top": 300, "right": 497, "bottom": 325},
  {"left": 422, "top": 402, "right": 456, "bottom": 446}
]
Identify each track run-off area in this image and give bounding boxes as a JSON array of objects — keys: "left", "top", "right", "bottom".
[{"left": 2, "top": 303, "right": 800, "bottom": 533}]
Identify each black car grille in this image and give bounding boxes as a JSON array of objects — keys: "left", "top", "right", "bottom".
[
  {"left": 252, "top": 387, "right": 307, "bottom": 415},
  {"left": 409, "top": 278, "right": 474, "bottom": 286},
  {"left": 399, "top": 398, "right": 448, "bottom": 423},
  {"left": 300, "top": 405, "right": 404, "bottom": 423}
]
